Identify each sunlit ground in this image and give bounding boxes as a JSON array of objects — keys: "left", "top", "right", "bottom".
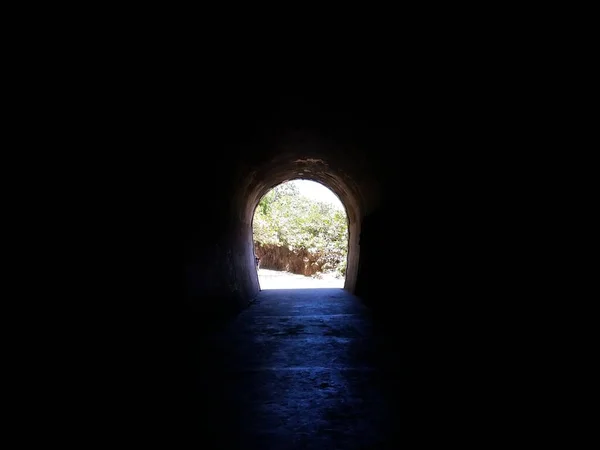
[{"left": 258, "top": 268, "right": 344, "bottom": 289}]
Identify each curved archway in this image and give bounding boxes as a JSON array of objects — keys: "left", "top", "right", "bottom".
[
  {"left": 228, "top": 130, "right": 382, "bottom": 300},
  {"left": 252, "top": 179, "right": 349, "bottom": 289}
]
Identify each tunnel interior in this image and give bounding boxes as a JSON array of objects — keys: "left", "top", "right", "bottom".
[{"left": 101, "top": 82, "right": 526, "bottom": 446}]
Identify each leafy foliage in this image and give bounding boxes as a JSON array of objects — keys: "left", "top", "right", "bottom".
[{"left": 253, "top": 181, "right": 348, "bottom": 276}]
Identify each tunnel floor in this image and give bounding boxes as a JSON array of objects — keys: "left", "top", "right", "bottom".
[{"left": 192, "top": 288, "right": 401, "bottom": 449}]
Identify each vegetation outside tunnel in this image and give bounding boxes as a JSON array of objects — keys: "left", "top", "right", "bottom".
[{"left": 253, "top": 181, "right": 348, "bottom": 278}]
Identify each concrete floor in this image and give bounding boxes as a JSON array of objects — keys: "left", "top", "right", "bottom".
[{"left": 192, "top": 288, "right": 402, "bottom": 449}]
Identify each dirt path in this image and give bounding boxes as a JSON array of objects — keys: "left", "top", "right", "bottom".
[{"left": 258, "top": 268, "right": 344, "bottom": 290}]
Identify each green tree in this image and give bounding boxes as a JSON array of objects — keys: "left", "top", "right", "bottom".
[{"left": 253, "top": 181, "right": 348, "bottom": 276}]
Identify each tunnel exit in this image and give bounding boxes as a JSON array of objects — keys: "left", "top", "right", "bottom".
[{"left": 252, "top": 179, "right": 349, "bottom": 290}]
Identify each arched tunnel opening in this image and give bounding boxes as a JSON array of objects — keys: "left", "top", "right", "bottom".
[
  {"left": 237, "top": 147, "right": 372, "bottom": 297},
  {"left": 252, "top": 179, "right": 349, "bottom": 290},
  {"left": 185, "top": 128, "right": 383, "bottom": 316}
]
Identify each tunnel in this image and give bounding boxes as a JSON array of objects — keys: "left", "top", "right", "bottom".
[
  {"left": 174, "top": 92, "right": 496, "bottom": 446},
  {"left": 109, "top": 85, "right": 523, "bottom": 447},
  {"left": 186, "top": 128, "right": 379, "bottom": 307}
]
